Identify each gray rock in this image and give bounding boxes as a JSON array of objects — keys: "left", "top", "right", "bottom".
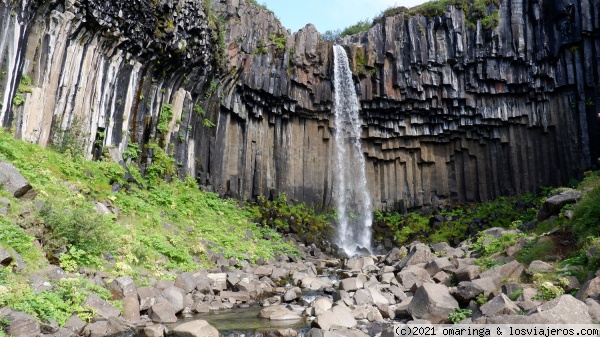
[
  {"left": 175, "top": 272, "right": 198, "bottom": 293},
  {"left": 0, "top": 160, "right": 36, "bottom": 199},
  {"left": 122, "top": 296, "right": 141, "bottom": 322},
  {"left": 254, "top": 265, "right": 273, "bottom": 277},
  {"left": 107, "top": 276, "right": 137, "bottom": 300},
  {"left": 479, "top": 260, "right": 524, "bottom": 283},
  {"left": 64, "top": 315, "right": 86, "bottom": 335},
  {"left": 5, "top": 311, "right": 41, "bottom": 337},
  {"left": 143, "top": 324, "right": 166, "bottom": 337},
  {"left": 259, "top": 305, "right": 302, "bottom": 320},
  {"left": 528, "top": 260, "right": 554, "bottom": 273},
  {"left": 577, "top": 277, "right": 600, "bottom": 301},
  {"left": 538, "top": 190, "right": 581, "bottom": 220},
  {"left": 284, "top": 287, "right": 302, "bottom": 302},
  {"left": 353, "top": 289, "right": 374, "bottom": 305},
  {"left": 207, "top": 273, "right": 228, "bottom": 291},
  {"left": 408, "top": 283, "right": 459, "bottom": 323},
  {"left": 149, "top": 301, "right": 177, "bottom": 323},
  {"left": 455, "top": 265, "right": 481, "bottom": 282},
  {"left": 396, "top": 265, "right": 431, "bottom": 292},
  {"left": 82, "top": 294, "right": 120, "bottom": 319},
  {"left": 384, "top": 247, "right": 407, "bottom": 265},
  {"left": 527, "top": 295, "right": 593, "bottom": 323},
  {"left": 345, "top": 257, "right": 375, "bottom": 272},
  {"left": 162, "top": 286, "right": 186, "bottom": 313},
  {"left": 397, "top": 243, "right": 435, "bottom": 270},
  {"left": 82, "top": 321, "right": 109, "bottom": 337},
  {"left": 586, "top": 298, "right": 600, "bottom": 323},
  {"left": 480, "top": 293, "right": 521, "bottom": 316},
  {"left": 0, "top": 249, "right": 13, "bottom": 266},
  {"left": 339, "top": 277, "right": 364, "bottom": 291},
  {"left": 313, "top": 305, "right": 357, "bottom": 331},
  {"left": 451, "top": 281, "right": 485, "bottom": 304},
  {"left": 425, "top": 257, "right": 453, "bottom": 276},
  {"left": 172, "top": 320, "right": 219, "bottom": 337},
  {"left": 311, "top": 297, "right": 333, "bottom": 316},
  {"left": 220, "top": 290, "right": 250, "bottom": 303},
  {"left": 138, "top": 286, "right": 161, "bottom": 311},
  {"left": 52, "top": 327, "right": 77, "bottom": 337}
]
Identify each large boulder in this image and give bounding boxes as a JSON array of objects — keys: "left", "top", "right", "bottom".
[
  {"left": 162, "top": 286, "right": 186, "bottom": 313},
  {"left": 82, "top": 294, "right": 120, "bottom": 319},
  {"left": 480, "top": 293, "right": 521, "bottom": 316},
  {"left": 5, "top": 311, "right": 41, "bottom": 337},
  {"left": 175, "top": 272, "right": 199, "bottom": 293},
  {"left": 137, "top": 286, "right": 161, "bottom": 310},
  {"left": 149, "top": 301, "right": 177, "bottom": 323},
  {"left": 396, "top": 266, "right": 431, "bottom": 292},
  {"left": 577, "top": 277, "right": 600, "bottom": 301},
  {"left": 396, "top": 243, "right": 435, "bottom": 270},
  {"left": 172, "top": 320, "right": 219, "bottom": 337},
  {"left": 107, "top": 276, "right": 137, "bottom": 300},
  {"left": 312, "top": 305, "right": 357, "bottom": 331},
  {"left": 408, "top": 283, "right": 459, "bottom": 323},
  {"left": 528, "top": 295, "right": 593, "bottom": 323},
  {"left": 0, "top": 160, "right": 36, "bottom": 199},
  {"left": 537, "top": 190, "right": 582, "bottom": 220}
]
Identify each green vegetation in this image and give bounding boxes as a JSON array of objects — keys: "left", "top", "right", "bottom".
[
  {"left": 255, "top": 40, "right": 268, "bottom": 55},
  {"left": 249, "top": 193, "right": 334, "bottom": 243},
  {"left": 449, "top": 308, "right": 472, "bottom": 323},
  {"left": 12, "top": 93, "right": 24, "bottom": 106},
  {"left": 531, "top": 273, "right": 566, "bottom": 301},
  {"left": 0, "top": 276, "right": 116, "bottom": 326},
  {"left": 157, "top": 103, "right": 174, "bottom": 134},
  {"left": 269, "top": 34, "right": 287, "bottom": 51},
  {"left": 571, "top": 171, "right": 600, "bottom": 242},
  {"left": 0, "top": 128, "right": 297, "bottom": 284},
  {"left": 373, "top": 194, "right": 539, "bottom": 246}
]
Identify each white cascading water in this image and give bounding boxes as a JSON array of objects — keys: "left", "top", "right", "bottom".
[{"left": 332, "top": 45, "right": 373, "bottom": 255}]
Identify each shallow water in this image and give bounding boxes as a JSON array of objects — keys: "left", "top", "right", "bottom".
[{"left": 170, "top": 307, "right": 311, "bottom": 336}]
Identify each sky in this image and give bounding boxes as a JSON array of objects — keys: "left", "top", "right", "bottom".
[{"left": 259, "top": 0, "right": 428, "bottom": 34}]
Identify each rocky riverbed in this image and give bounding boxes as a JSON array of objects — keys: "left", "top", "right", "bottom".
[{"left": 3, "top": 223, "right": 600, "bottom": 337}]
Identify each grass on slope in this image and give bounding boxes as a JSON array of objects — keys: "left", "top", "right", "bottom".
[{"left": 0, "top": 129, "right": 296, "bottom": 280}]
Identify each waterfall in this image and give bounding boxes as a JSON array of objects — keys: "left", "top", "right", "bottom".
[{"left": 332, "top": 45, "right": 372, "bottom": 255}]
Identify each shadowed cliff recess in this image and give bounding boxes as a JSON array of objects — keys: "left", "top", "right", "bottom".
[{"left": 0, "top": 0, "right": 598, "bottom": 211}]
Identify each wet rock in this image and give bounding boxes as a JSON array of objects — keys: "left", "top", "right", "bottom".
[
  {"left": 313, "top": 305, "right": 357, "bottom": 331},
  {"left": 0, "top": 160, "right": 36, "bottom": 199},
  {"left": 172, "top": 319, "right": 219, "bottom": 337},
  {"left": 259, "top": 305, "right": 302, "bottom": 320},
  {"left": 283, "top": 287, "right": 302, "bottom": 302},
  {"left": 83, "top": 294, "right": 120, "bottom": 319},
  {"left": 143, "top": 324, "right": 166, "bottom": 337},
  {"left": 408, "top": 283, "right": 459, "bottom": 323}
]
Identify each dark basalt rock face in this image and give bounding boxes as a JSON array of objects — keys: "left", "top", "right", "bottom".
[{"left": 0, "top": 0, "right": 598, "bottom": 210}]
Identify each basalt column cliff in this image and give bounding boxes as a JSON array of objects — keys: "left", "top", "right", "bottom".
[{"left": 0, "top": 0, "right": 598, "bottom": 210}]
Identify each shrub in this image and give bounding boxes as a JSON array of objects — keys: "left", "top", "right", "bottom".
[
  {"left": 39, "top": 200, "right": 113, "bottom": 258},
  {"left": 449, "top": 308, "right": 472, "bottom": 323},
  {"left": 572, "top": 184, "right": 600, "bottom": 242},
  {"left": 339, "top": 19, "right": 372, "bottom": 38},
  {"left": 250, "top": 193, "right": 333, "bottom": 241}
]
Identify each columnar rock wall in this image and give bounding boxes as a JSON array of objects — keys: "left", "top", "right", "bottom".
[{"left": 0, "top": 0, "right": 598, "bottom": 211}]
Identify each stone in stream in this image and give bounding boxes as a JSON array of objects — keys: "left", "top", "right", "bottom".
[
  {"left": 149, "top": 301, "right": 177, "bottom": 323},
  {"left": 173, "top": 320, "right": 219, "bottom": 337},
  {"left": 312, "top": 305, "right": 357, "bottom": 331},
  {"left": 143, "top": 324, "right": 166, "bottom": 337},
  {"left": 283, "top": 287, "right": 302, "bottom": 302},
  {"left": 259, "top": 305, "right": 302, "bottom": 320}
]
